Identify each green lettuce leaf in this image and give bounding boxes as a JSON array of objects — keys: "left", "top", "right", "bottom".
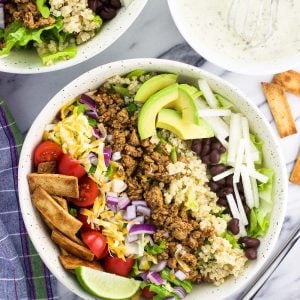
[
  {"left": 36, "top": 0, "right": 50, "bottom": 18},
  {"left": 39, "top": 45, "right": 77, "bottom": 65},
  {"left": 160, "top": 268, "right": 193, "bottom": 293},
  {"left": 214, "top": 93, "right": 233, "bottom": 109},
  {"left": 250, "top": 133, "right": 263, "bottom": 166},
  {"left": 247, "top": 168, "right": 274, "bottom": 237},
  {"left": 141, "top": 283, "right": 177, "bottom": 300},
  {"left": 222, "top": 232, "right": 240, "bottom": 249},
  {"left": 145, "top": 240, "right": 166, "bottom": 255}
]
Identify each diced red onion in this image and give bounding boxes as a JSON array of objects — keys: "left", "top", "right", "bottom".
[
  {"left": 92, "top": 128, "right": 101, "bottom": 138},
  {"left": 86, "top": 110, "right": 99, "bottom": 120},
  {"left": 127, "top": 234, "right": 139, "bottom": 243},
  {"left": 88, "top": 152, "right": 98, "bottom": 166},
  {"left": 129, "top": 224, "right": 156, "bottom": 235},
  {"left": 132, "top": 216, "right": 144, "bottom": 224},
  {"left": 107, "top": 192, "right": 117, "bottom": 197},
  {"left": 175, "top": 270, "right": 186, "bottom": 281},
  {"left": 173, "top": 287, "right": 186, "bottom": 299},
  {"left": 131, "top": 200, "right": 148, "bottom": 207},
  {"left": 103, "top": 148, "right": 112, "bottom": 167},
  {"left": 147, "top": 271, "right": 165, "bottom": 285},
  {"left": 150, "top": 260, "right": 167, "bottom": 272},
  {"left": 118, "top": 195, "right": 130, "bottom": 210},
  {"left": 140, "top": 271, "right": 149, "bottom": 282},
  {"left": 107, "top": 203, "right": 117, "bottom": 213},
  {"left": 165, "top": 298, "right": 176, "bottom": 300},
  {"left": 124, "top": 205, "right": 136, "bottom": 220},
  {"left": 106, "top": 195, "right": 119, "bottom": 205},
  {"left": 136, "top": 205, "right": 151, "bottom": 216},
  {"left": 0, "top": 6, "right": 4, "bottom": 29},
  {"left": 80, "top": 94, "right": 96, "bottom": 110}
]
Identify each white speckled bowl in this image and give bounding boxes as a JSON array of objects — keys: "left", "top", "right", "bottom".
[
  {"left": 19, "top": 59, "right": 287, "bottom": 299},
  {"left": 0, "top": 1, "right": 147, "bottom": 74}
]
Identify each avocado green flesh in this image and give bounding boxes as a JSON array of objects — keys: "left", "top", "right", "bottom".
[
  {"left": 157, "top": 108, "right": 214, "bottom": 139},
  {"left": 134, "top": 73, "right": 178, "bottom": 103},
  {"left": 138, "top": 84, "right": 179, "bottom": 140}
]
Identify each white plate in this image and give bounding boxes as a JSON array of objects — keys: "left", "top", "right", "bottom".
[
  {"left": 168, "top": 0, "right": 300, "bottom": 75},
  {"left": 0, "top": 0, "right": 147, "bottom": 74},
  {"left": 19, "top": 59, "right": 287, "bottom": 299}
]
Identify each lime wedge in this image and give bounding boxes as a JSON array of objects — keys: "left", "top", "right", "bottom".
[{"left": 75, "top": 266, "right": 141, "bottom": 299}]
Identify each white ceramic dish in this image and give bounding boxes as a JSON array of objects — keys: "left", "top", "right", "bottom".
[
  {"left": 0, "top": 0, "right": 147, "bottom": 74},
  {"left": 18, "top": 59, "right": 287, "bottom": 299},
  {"left": 168, "top": 0, "right": 300, "bottom": 75}
]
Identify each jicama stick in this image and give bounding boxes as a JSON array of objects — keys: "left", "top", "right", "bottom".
[
  {"left": 212, "top": 168, "right": 234, "bottom": 182},
  {"left": 241, "top": 165, "right": 254, "bottom": 208},
  {"left": 227, "top": 113, "right": 242, "bottom": 165},
  {"left": 198, "top": 79, "right": 219, "bottom": 108},
  {"left": 198, "top": 109, "right": 231, "bottom": 117},
  {"left": 233, "top": 139, "right": 245, "bottom": 183},
  {"left": 233, "top": 183, "right": 249, "bottom": 226}
]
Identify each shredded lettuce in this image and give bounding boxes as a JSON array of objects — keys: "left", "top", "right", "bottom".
[
  {"left": 39, "top": 45, "right": 77, "bottom": 65},
  {"left": 250, "top": 134, "right": 263, "bottom": 166},
  {"left": 141, "top": 283, "right": 177, "bottom": 300},
  {"left": 222, "top": 232, "right": 240, "bottom": 249},
  {"left": 214, "top": 93, "right": 233, "bottom": 109},
  {"left": 247, "top": 168, "right": 274, "bottom": 237},
  {"left": 127, "top": 69, "right": 145, "bottom": 79},
  {"left": 145, "top": 240, "right": 166, "bottom": 255},
  {"left": 36, "top": 0, "right": 50, "bottom": 18}
]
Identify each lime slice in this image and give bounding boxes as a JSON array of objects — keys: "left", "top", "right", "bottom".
[{"left": 75, "top": 266, "right": 141, "bottom": 299}]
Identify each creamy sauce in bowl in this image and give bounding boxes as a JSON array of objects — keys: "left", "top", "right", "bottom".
[{"left": 168, "top": 0, "right": 300, "bottom": 74}]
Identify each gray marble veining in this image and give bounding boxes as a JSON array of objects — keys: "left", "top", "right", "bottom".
[{"left": 1, "top": 0, "right": 300, "bottom": 299}]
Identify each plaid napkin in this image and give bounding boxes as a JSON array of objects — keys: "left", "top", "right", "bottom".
[{"left": 0, "top": 100, "right": 57, "bottom": 300}]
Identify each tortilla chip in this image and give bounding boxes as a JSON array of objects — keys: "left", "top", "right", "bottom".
[
  {"left": 41, "top": 214, "right": 55, "bottom": 230},
  {"left": 290, "top": 156, "right": 300, "bottom": 184},
  {"left": 31, "top": 187, "right": 82, "bottom": 242},
  {"left": 37, "top": 161, "right": 57, "bottom": 174},
  {"left": 52, "top": 196, "right": 68, "bottom": 211},
  {"left": 59, "top": 247, "right": 69, "bottom": 255},
  {"left": 59, "top": 254, "right": 103, "bottom": 271},
  {"left": 273, "top": 70, "right": 300, "bottom": 96},
  {"left": 28, "top": 173, "right": 79, "bottom": 198},
  {"left": 261, "top": 82, "right": 297, "bottom": 138},
  {"left": 51, "top": 230, "right": 94, "bottom": 261}
]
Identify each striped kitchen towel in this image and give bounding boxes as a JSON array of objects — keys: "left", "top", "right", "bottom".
[{"left": 0, "top": 100, "right": 57, "bottom": 300}]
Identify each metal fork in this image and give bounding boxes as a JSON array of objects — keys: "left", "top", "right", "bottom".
[
  {"left": 227, "top": 0, "right": 279, "bottom": 48},
  {"left": 239, "top": 223, "right": 300, "bottom": 299}
]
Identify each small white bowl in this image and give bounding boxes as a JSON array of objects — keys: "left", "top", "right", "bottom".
[
  {"left": 0, "top": 1, "right": 147, "bottom": 74},
  {"left": 18, "top": 59, "right": 287, "bottom": 299},
  {"left": 168, "top": 0, "right": 300, "bottom": 75}
]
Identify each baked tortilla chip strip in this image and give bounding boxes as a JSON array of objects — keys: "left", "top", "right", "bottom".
[
  {"left": 37, "top": 161, "right": 57, "bottom": 174},
  {"left": 51, "top": 230, "right": 94, "bottom": 261},
  {"left": 52, "top": 196, "right": 68, "bottom": 211},
  {"left": 28, "top": 173, "right": 79, "bottom": 198},
  {"left": 261, "top": 82, "right": 297, "bottom": 138},
  {"left": 31, "top": 187, "right": 82, "bottom": 242},
  {"left": 273, "top": 70, "right": 300, "bottom": 96},
  {"left": 59, "top": 254, "right": 103, "bottom": 271},
  {"left": 290, "top": 156, "right": 300, "bottom": 184}
]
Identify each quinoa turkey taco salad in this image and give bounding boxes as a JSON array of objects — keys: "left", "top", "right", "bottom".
[
  {"left": 27, "top": 70, "right": 274, "bottom": 299},
  {"left": 0, "top": 0, "right": 123, "bottom": 65}
]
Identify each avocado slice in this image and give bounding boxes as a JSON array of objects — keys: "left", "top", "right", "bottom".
[
  {"left": 157, "top": 109, "right": 214, "bottom": 140},
  {"left": 138, "top": 84, "right": 179, "bottom": 140},
  {"left": 180, "top": 84, "right": 203, "bottom": 99},
  {"left": 134, "top": 73, "right": 178, "bottom": 103}
]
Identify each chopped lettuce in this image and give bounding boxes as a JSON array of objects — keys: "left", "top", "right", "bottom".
[
  {"left": 247, "top": 168, "right": 274, "bottom": 237},
  {"left": 39, "top": 45, "right": 77, "bottom": 65},
  {"left": 214, "top": 93, "right": 233, "bottom": 109},
  {"left": 36, "top": 0, "right": 50, "bottom": 18},
  {"left": 127, "top": 69, "right": 145, "bottom": 79},
  {"left": 222, "top": 232, "right": 240, "bottom": 249},
  {"left": 145, "top": 240, "right": 166, "bottom": 255},
  {"left": 250, "top": 134, "right": 263, "bottom": 166},
  {"left": 113, "top": 85, "right": 130, "bottom": 97},
  {"left": 160, "top": 268, "right": 193, "bottom": 293},
  {"left": 141, "top": 283, "right": 177, "bottom": 300},
  {"left": 126, "top": 102, "right": 138, "bottom": 116}
]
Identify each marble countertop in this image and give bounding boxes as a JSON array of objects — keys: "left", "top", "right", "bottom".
[{"left": 1, "top": 0, "right": 300, "bottom": 299}]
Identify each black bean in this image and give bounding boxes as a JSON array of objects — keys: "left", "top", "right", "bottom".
[
  {"left": 239, "top": 237, "right": 260, "bottom": 248},
  {"left": 243, "top": 204, "right": 250, "bottom": 215},
  {"left": 228, "top": 218, "right": 240, "bottom": 235},
  {"left": 237, "top": 180, "right": 244, "bottom": 192},
  {"left": 219, "top": 145, "right": 226, "bottom": 153},
  {"left": 209, "top": 165, "right": 226, "bottom": 176},
  {"left": 201, "top": 144, "right": 210, "bottom": 157},
  {"left": 211, "top": 142, "right": 221, "bottom": 150},
  {"left": 240, "top": 194, "right": 246, "bottom": 202},
  {"left": 218, "top": 186, "right": 233, "bottom": 197},
  {"left": 209, "top": 150, "right": 220, "bottom": 164},
  {"left": 110, "top": 0, "right": 121, "bottom": 8},
  {"left": 217, "top": 198, "right": 227, "bottom": 206},
  {"left": 202, "top": 138, "right": 211, "bottom": 147},
  {"left": 245, "top": 248, "right": 257, "bottom": 260},
  {"left": 191, "top": 140, "right": 202, "bottom": 155},
  {"left": 209, "top": 181, "right": 219, "bottom": 192},
  {"left": 202, "top": 155, "right": 211, "bottom": 164},
  {"left": 88, "top": 0, "right": 102, "bottom": 11},
  {"left": 226, "top": 175, "right": 233, "bottom": 187},
  {"left": 99, "top": 7, "right": 117, "bottom": 20},
  {"left": 215, "top": 178, "right": 226, "bottom": 185}
]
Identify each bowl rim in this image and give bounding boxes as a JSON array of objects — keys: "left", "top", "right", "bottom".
[
  {"left": 0, "top": 0, "right": 148, "bottom": 74},
  {"left": 18, "top": 58, "right": 288, "bottom": 299},
  {"left": 167, "top": 0, "right": 300, "bottom": 75}
]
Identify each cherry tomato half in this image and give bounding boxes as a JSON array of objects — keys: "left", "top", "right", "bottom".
[
  {"left": 104, "top": 256, "right": 134, "bottom": 277},
  {"left": 77, "top": 213, "right": 92, "bottom": 231},
  {"left": 71, "top": 176, "right": 99, "bottom": 207},
  {"left": 81, "top": 230, "right": 107, "bottom": 259},
  {"left": 34, "top": 141, "right": 63, "bottom": 166},
  {"left": 141, "top": 286, "right": 156, "bottom": 299},
  {"left": 58, "top": 154, "right": 86, "bottom": 178}
]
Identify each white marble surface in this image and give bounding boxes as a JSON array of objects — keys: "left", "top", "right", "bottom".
[{"left": 1, "top": 0, "right": 300, "bottom": 299}]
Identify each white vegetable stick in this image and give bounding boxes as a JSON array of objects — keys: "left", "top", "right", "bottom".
[
  {"left": 233, "top": 139, "right": 245, "bottom": 183},
  {"left": 233, "top": 183, "right": 249, "bottom": 226},
  {"left": 241, "top": 165, "right": 254, "bottom": 208},
  {"left": 212, "top": 168, "right": 234, "bottom": 182},
  {"left": 198, "top": 79, "right": 219, "bottom": 108},
  {"left": 227, "top": 114, "right": 242, "bottom": 165},
  {"left": 249, "top": 170, "right": 269, "bottom": 183},
  {"left": 198, "top": 109, "right": 231, "bottom": 117},
  {"left": 250, "top": 177, "right": 260, "bottom": 208},
  {"left": 226, "top": 194, "right": 247, "bottom": 236},
  {"left": 195, "top": 98, "right": 229, "bottom": 146}
]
